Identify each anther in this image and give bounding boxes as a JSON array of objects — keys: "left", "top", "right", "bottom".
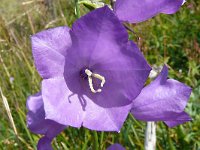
[{"left": 85, "top": 69, "right": 106, "bottom": 93}]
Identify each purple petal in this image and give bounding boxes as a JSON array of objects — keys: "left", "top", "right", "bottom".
[
  {"left": 31, "top": 26, "right": 71, "bottom": 79},
  {"left": 64, "top": 6, "right": 151, "bottom": 108},
  {"left": 42, "top": 77, "right": 132, "bottom": 131},
  {"left": 37, "top": 136, "right": 53, "bottom": 150},
  {"left": 107, "top": 143, "right": 126, "bottom": 150},
  {"left": 164, "top": 112, "right": 192, "bottom": 127},
  {"left": 26, "top": 92, "right": 66, "bottom": 149},
  {"left": 114, "top": 0, "right": 184, "bottom": 23},
  {"left": 131, "top": 65, "right": 192, "bottom": 126}
]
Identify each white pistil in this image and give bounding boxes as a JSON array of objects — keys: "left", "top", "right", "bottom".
[{"left": 85, "top": 69, "right": 106, "bottom": 93}]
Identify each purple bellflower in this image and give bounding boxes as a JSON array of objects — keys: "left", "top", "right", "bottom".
[
  {"left": 29, "top": 5, "right": 151, "bottom": 135},
  {"left": 131, "top": 65, "right": 192, "bottom": 127},
  {"left": 114, "top": 0, "right": 185, "bottom": 23}
]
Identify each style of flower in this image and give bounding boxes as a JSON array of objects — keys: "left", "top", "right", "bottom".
[
  {"left": 131, "top": 65, "right": 192, "bottom": 127},
  {"left": 114, "top": 0, "right": 185, "bottom": 23}
]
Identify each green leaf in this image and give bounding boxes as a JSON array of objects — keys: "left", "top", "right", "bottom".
[{"left": 78, "top": 0, "right": 105, "bottom": 11}]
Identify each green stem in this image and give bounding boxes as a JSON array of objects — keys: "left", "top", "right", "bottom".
[
  {"left": 100, "top": 131, "right": 104, "bottom": 149},
  {"left": 93, "top": 131, "right": 99, "bottom": 150},
  {"left": 74, "top": 0, "right": 80, "bottom": 18}
]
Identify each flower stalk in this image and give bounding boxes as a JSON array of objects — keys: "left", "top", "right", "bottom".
[
  {"left": 144, "top": 69, "right": 158, "bottom": 150},
  {"left": 144, "top": 122, "right": 156, "bottom": 150}
]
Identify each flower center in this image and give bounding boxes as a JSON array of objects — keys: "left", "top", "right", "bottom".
[{"left": 84, "top": 69, "right": 105, "bottom": 93}]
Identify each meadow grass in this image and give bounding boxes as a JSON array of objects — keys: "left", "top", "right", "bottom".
[{"left": 0, "top": 0, "right": 200, "bottom": 149}]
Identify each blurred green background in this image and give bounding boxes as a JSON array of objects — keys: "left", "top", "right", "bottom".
[{"left": 0, "top": 0, "right": 199, "bottom": 149}]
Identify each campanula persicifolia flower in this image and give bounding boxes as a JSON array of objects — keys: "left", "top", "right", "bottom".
[
  {"left": 28, "top": 6, "right": 151, "bottom": 133},
  {"left": 131, "top": 65, "right": 192, "bottom": 127},
  {"left": 114, "top": 0, "right": 185, "bottom": 23}
]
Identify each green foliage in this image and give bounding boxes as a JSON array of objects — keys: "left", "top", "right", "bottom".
[
  {"left": 78, "top": 0, "right": 104, "bottom": 11},
  {"left": 0, "top": 0, "right": 199, "bottom": 149}
]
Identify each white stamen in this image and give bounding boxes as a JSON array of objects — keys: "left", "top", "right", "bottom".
[
  {"left": 85, "top": 69, "right": 105, "bottom": 93},
  {"left": 92, "top": 73, "right": 105, "bottom": 87}
]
